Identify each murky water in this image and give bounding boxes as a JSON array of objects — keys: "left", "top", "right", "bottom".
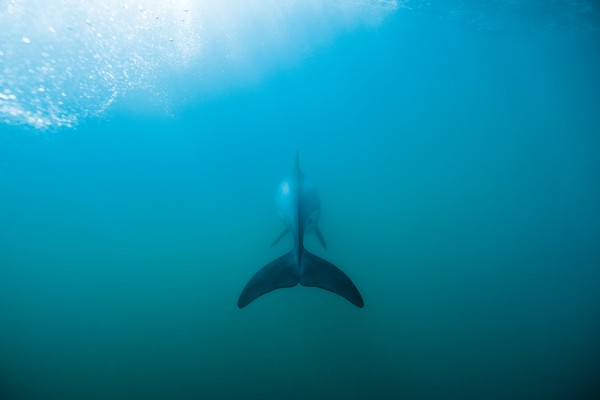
[{"left": 1, "top": 2, "right": 599, "bottom": 399}]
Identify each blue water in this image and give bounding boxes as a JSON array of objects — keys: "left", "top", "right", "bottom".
[{"left": 1, "top": 2, "right": 600, "bottom": 399}]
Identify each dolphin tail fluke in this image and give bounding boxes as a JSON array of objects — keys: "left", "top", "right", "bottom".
[
  {"left": 238, "top": 252, "right": 299, "bottom": 308},
  {"left": 300, "top": 249, "right": 364, "bottom": 308}
]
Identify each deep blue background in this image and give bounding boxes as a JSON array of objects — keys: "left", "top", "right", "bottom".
[{"left": 1, "top": 8, "right": 600, "bottom": 400}]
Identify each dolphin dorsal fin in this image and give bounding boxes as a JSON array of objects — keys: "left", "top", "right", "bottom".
[{"left": 294, "top": 150, "right": 306, "bottom": 182}]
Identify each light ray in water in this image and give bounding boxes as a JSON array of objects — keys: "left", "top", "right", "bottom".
[{"left": 0, "top": 0, "right": 399, "bottom": 129}]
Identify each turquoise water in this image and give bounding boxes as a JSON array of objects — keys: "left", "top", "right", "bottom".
[{"left": 2, "top": 2, "right": 600, "bottom": 399}]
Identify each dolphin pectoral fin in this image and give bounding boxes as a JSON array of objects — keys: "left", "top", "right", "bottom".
[
  {"left": 300, "top": 249, "right": 364, "bottom": 308},
  {"left": 270, "top": 228, "right": 290, "bottom": 247},
  {"left": 314, "top": 226, "right": 327, "bottom": 249},
  {"left": 238, "top": 252, "right": 299, "bottom": 308}
]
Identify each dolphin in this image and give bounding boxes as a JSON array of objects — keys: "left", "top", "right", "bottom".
[
  {"left": 237, "top": 152, "right": 364, "bottom": 308},
  {"left": 270, "top": 177, "right": 327, "bottom": 249}
]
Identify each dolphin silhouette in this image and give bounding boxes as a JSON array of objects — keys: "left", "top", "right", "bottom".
[{"left": 237, "top": 152, "right": 364, "bottom": 308}]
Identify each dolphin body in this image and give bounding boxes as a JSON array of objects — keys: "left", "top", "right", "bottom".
[{"left": 237, "top": 152, "right": 364, "bottom": 308}]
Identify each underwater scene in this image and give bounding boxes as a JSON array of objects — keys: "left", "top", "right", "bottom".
[{"left": 1, "top": 1, "right": 600, "bottom": 399}]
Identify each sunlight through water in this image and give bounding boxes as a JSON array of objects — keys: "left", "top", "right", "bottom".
[{"left": 0, "top": 0, "right": 399, "bottom": 129}]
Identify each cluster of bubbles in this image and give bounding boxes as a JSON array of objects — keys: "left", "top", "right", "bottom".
[
  {"left": 2, "top": 0, "right": 595, "bottom": 130},
  {"left": 0, "top": 0, "right": 204, "bottom": 129},
  {"left": 0, "top": 0, "right": 399, "bottom": 130}
]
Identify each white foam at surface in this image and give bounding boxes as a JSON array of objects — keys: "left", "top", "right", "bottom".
[{"left": 0, "top": 0, "right": 399, "bottom": 129}]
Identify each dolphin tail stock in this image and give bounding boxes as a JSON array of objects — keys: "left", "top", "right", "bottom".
[
  {"left": 237, "top": 252, "right": 299, "bottom": 308},
  {"left": 271, "top": 227, "right": 327, "bottom": 250},
  {"left": 300, "top": 249, "right": 364, "bottom": 308}
]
